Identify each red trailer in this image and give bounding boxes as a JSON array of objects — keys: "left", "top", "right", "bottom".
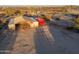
[{"left": 35, "top": 17, "right": 45, "bottom": 26}]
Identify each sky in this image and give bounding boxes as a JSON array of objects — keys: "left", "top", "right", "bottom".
[{"left": 0, "top": 0, "right": 79, "bottom": 5}]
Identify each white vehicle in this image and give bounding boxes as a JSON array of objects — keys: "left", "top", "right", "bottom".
[
  {"left": 8, "top": 18, "right": 15, "bottom": 30},
  {"left": 8, "top": 16, "right": 39, "bottom": 30}
]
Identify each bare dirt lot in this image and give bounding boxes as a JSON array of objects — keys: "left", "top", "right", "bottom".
[{"left": 0, "top": 24, "right": 79, "bottom": 54}]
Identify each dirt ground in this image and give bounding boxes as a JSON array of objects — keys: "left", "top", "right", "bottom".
[
  {"left": 11, "top": 28, "right": 36, "bottom": 54},
  {"left": 0, "top": 24, "right": 79, "bottom": 54}
]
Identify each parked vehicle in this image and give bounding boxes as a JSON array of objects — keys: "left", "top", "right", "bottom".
[
  {"left": 24, "top": 16, "right": 39, "bottom": 28},
  {"left": 35, "top": 17, "right": 46, "bottom": 26},
  {"left": 53, "top": 14, "right": 76, "bottom": 29},
  {"left": 8, "top": 18, "right": 15, "bottom": 30},
  {"left": 53, "top": 14, "right": 79, "bottom": 32}
]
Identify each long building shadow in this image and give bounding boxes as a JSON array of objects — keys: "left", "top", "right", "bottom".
[
  {"left": 48, "top": 23, "right": 79, "bottom": 54},
  {"left": 48, "top": 23, "right": 67, "bottom": 54},
  {"left": 34, "top": 26, "right": 65, "bottom": 54},
  {"left": 34, "top": 28, "right": 53, "bottom": 54},
  {"left": 0, "top": 29, "right": 18, "bottom": 54}
]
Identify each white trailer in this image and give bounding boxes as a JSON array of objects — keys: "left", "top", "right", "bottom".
[
  {"left": 8, "top": 18, "right": 15, "bottom": 30},
  {"left": 8, "top": 16, "right": 39, "bottom": 30}
]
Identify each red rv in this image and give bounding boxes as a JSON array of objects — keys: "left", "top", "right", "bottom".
[{"left": 35, "top": 17, "right": 45, "bottom": 26}]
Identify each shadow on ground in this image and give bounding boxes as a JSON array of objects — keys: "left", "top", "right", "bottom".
[
  {"left": 34, "top": 27, "right": 65, "bottom": 54},
  {"left": 34, "top": 23, "right": 79, "bottom": 54},
  {"left": 0, "top": 29, "right": 18, "bottom": 54},
  {"left": 48, "top": 23, "right": 79, "bottom": 54}
]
